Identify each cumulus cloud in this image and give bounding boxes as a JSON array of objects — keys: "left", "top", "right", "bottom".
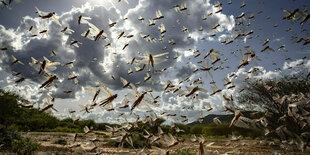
[{"left": 5, "top": 0, "right": 293, "bottom": 124}]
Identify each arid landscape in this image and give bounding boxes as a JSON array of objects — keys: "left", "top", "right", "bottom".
[{"left": 18, "top": 132, "right": 308, "bottom": 155}]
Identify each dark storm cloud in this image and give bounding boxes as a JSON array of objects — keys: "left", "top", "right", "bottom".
[
  {"left": 175, "top": 64, "right": 196, "bottom": 79},
  {"left": 0, "top": 4, "right": 125, "bottom": 99}
]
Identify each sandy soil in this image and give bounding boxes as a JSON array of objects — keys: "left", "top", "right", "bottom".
[{"left": 18, "top": 132, "right": 309, "bottom": 155}]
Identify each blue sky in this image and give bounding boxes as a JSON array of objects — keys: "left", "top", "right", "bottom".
[{"left": 0, "top": 0, "right": 309, "bottom": 124}]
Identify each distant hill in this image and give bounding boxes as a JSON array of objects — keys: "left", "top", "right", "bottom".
[
  {"left": 188, "top": 111, "right": 264, "bottom": 126},
  {"left": 188, "top": 114, "right": 234, "bottom": 126}
]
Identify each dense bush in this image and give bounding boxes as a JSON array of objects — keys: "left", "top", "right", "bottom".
[
  {"left": 202, "top": 123, "right": 263, "bottom": 138},
  {"left": 0, "top": 125, "right": 21, "bottom": 150},
  {"left": 11, "top": 137, "right": 39, "bottom": 155},
  {"left": 0, "top": 89, "right": 97, "bottom": 133},
  {"left": 190, "top": 124, "right": 205, "bottom": 135},
  {"left": 130, "top": 132, "right": 148, "bottom": 148},
  {"left": 0, "top": 125, "right": 39, "bottom": 154}
]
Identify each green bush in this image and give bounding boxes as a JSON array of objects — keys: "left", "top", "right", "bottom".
[
  {"left": 187, "top": 123, "right": 264, "bottom": 138},
  {"left": 11, "top": 137, "right": 39, "bottom": 155},
  {"left": 0, "top": 89, "right": 101, "bottom": 133},
  {"left": 97, "top": 123, "right": 108, "bottom": 131},
  {"left": 0, "top": 125, "right": 21, "bottom": 150},
  {"left": 232, "top": 127, "right": 264, "bottom": 138},
  {"left": 131, "top": 132, "right": 149, "bottom": 148},
  {"left": 190, "top": 125, "right": 205, "bottom": 134},
  {"left": 76, "top": 120, "right": 97, "bottom": 130},
  {"left": 55, "top": 138, "right": 67, "bottom": 145},
  {"left": 0, "top": 125, "right": 39, "bottom": 154},
  {"left": 204, "top": 123, "right": 233, "bottom": 136},
  {"left": 50, "top": 127, "right": 81, "bottom": 133}
]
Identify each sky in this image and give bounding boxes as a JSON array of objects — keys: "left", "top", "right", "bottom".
[{"left": 0, "top": 0, "right": 309, "bottom": 124}]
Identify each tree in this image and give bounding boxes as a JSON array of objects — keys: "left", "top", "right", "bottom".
[
  {"left": 235, "top": 75, "right": 310, "bottom": 151},
  {"left": 0, "top": 90, "right": 23, "bottom": 127}
]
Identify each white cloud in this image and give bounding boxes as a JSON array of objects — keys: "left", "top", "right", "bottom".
[{"left": 283, "top": 59, "right": 304, "bottom": 70}]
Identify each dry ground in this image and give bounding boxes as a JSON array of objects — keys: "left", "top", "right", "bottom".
[{"left": 14, "top": 132, "right": 309, "bottom": 155}]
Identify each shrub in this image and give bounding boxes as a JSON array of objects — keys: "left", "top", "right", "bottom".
[
  {"left": 190, "top": 125, "right": 204, "bottom": 134},
  {"left": 55, "top": 138, "right": 67, "bottom": 145},
  {"left": 130, "top": 132, "right": 149, "bottom": 148},
  {"left": 0, "top": 125, "right": 39, "bottom": 154},
  {"left": 11, "top": 137, "right": 39, "bottom": 155},
  {"left": 76, "top": 120, "right": 97, "bottom": 130},
  {"left": 97, "top": 123, "right": 108, "bottom": 131},
  {"left": 50, "top": 127, "right": 81, "bottom": 133},
  {"left": 0, "top": 125, "right": 21, "bottom": 150}
]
